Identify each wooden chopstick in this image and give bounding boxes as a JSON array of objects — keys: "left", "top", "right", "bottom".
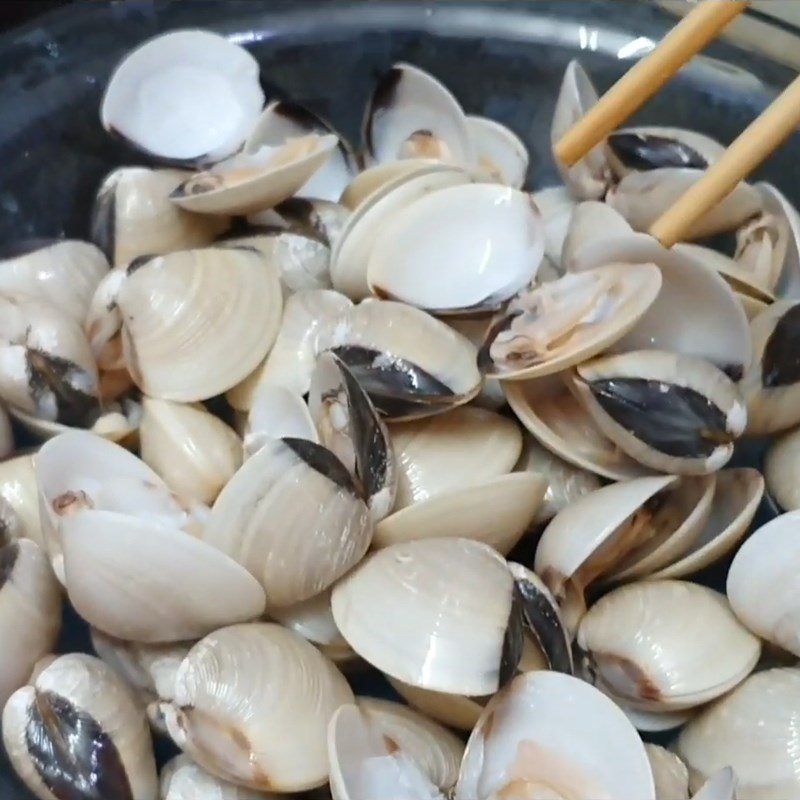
[
  {"left": 554, "top": 0, "right": 750, "bottom": 168},
  {"left": 650, "top": 74, "right": 800, "bottom": 247}
]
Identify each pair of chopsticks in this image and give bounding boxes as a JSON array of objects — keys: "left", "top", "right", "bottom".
[{"left": 554, "top": 0, "right": 800, "bottom": 248}]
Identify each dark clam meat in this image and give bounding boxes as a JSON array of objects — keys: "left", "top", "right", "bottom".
[
  {"left": 762, "top": 303, "right": 800, "bottom": 387},
  {"left": 608, "top": 132, "right": 708, "bottom": 171}
]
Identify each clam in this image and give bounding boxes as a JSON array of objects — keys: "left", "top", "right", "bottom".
[
  {"left": 765, "top": 425, "right": 800, "bottom": 510},
  {"left": 607, "top": 126, "right": 724, "bottom": 179},
  {"left": 478, "top": 263, "right": 662, "bottom": 380},
  {"left": 692, "top": 769, "right": 738, "bottom": 800},
  {"left": 0, "top": 403, "right": 11, "bottom": 459},
  {"left": 161, "top": 755, "right": 278, "bottom": 800},
  {"left": 740, "top": 300, "right": 800, "bottom": 435},
  {"left": 551, "top": 60, "right": 610, "bottom": 199},
  {"left": 734, "top": 209, "right": 789, "bottom": 297},
  {"left": 727, "top": 511, "right": 800, "bottom": 657},
  {"left": 362, "top": 62, "right": 475, "bottom": 167},
  {"left": 139, "top": 397, "right": 243, "bottom": 505},
  {"left": 331, "top": 163, "right": 471, "bottom": 300},
  {"left": 101, "top": 30, "right": 264, "bottom": 164},
  {"left": 445, "top": 317, "right": 506, "bottom": 409},
  {"left": 91, "top": 167, "right": 229, "bottom": 267},
  {"left": 385, "top": 677, "right": 483, "bottom": 733},
  {"left": 577, "top": 580, "right": 760, "bottom": 711},
  {"left": 162, "top": 622, "right": 354, "bottom": 792},
  {"left": 572, "top": 350, "right": 747, "bottom": 474},
  {"left": 623, "top": 704, "right": 696, "bottom": 734},
  {"left": 646, "top": 744, "right": 690, "bottom": 800},
  {"left": 761, "top": 181, "right": 800, "bottom": 299},
  {"left": 308, "top": 351, "right": 396, "bottom": 522},
  {"left": 676, "top": 667, "right": 800, "bottom": 799},
  {"left": 3, "top": 653, "right": 157, "bottom": 800},
  {"left": 0, "top": 239, "right": 109, "bottom": 322},
  {"left": 0, "top": 293, "right": 99, "bottom": 424},
  {"left": 91, "top": 247, "right": 282, "bottom": 402},
  {"left": 205, "top": 436, "right": 372, "bottom": 607},
  {"left": 530, "top": 185, "right": 576, "bottom": 269},
  {"left": 606, "top": 168, "right": 762, "bottom": 238},
  {"left": 0, "top": 539, "right": 62, "bottom": 708},
  {"left": 466, "top": 115, "right": 528, "bottom": 188},
  {"left": 245, "top": 100, "right": 357, "bottom": 203},
  {"left": 367, "top": 184, "right": 544, "bottom": 313},
  {"left": 455, "top": 672, "right": 655, "bottom": 800},
  {"left": 0, "top": 453, "right": 43, "bottom": 548},
  {"left": 560, "top": 200, "right": 634, "bottom": 272},
  {"left": 514, "top": 434, "right": 602, "bottom": 523},
  {"left": 340, "top": 159, "right": 442, "bottom": 211},
  {"left": 505, "top": 373, "right": 652, "bottom": 480},
  {"left": 244, "top": 382, "right": 318, "bottom": 457},
  {"left": 267, "top": 196, "right": 352, "bottom": 248}
]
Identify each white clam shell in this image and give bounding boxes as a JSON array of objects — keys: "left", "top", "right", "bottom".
[
  {"left": 0, "top": 239, "right": 109, "bottom": 323},
  {"left": 692, "top": 769, "right": 738, "bottom": 800},
  {"left": 367, "top": 184, "right": 544, "bottom": 313},
  {"left": 386, "top": 677, "right": 484, "bottom": 733},
  {"left": 466, "top": 115, "right": 528, "bottom": 188},
  {"left": 0, "top": 453, "right": 43, "bottom": 549},
  {"left": 456, "top": 671, "right": 654, "bottom": 800},
  {"left": 340, "top": 159, "right": 441, "bottom": 210},
  {"left": 160, "top": 754, "right": 278, "bottom": 800},
  {"left": 577, "top": 580, "right": 760, "bottom": 711},
  {"left": 205, "top": 436, "right": 372, "bottom": 608},
  {"left": 244, "top": 383, "right": 318, "bottom": 458},
  {"left": 645, "top": 744, "right": 690, "bottom": 800},
  {"left": 444, "top": 317, "right": 506, "bottom": 409},
  {"left": 727, "top": 511, "right": 800, "bottom": 657},
  {"left": 116, "top": 248, "right": 282, "bottom": 402},
  {"left": 761, "top": 181, "right": 800, "bottom": 300},
  {"left": 3, "top": 653, "right": 157, "bottom": 800},
  {"left": 101, "top": 30, "right": 264, "bottom": 164},
  {"left": 140, "top": 398, "right": 242, "bottom": 505},
  {"left": 561, "top": 200, "right": 634, "bottom": 272},
  {"left": 164, "top": 623, "right": 354, "bottom": 792},
  {"left": 332, "top": 537, "right": 519, "bottom": 695},
  {"left": 530, "top": 184, "right": 576, "bottom": 268},
  {"left": 676, "top": 667, "right": 800, "bottom": 799},
  {"left": 765, "top": 426, "right": 800, "bottom": 510},
  {"left": 0, "top": 539, "right": 62, "bottom": 708}
]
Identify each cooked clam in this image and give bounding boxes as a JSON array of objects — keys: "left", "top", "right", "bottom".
[
  {"left": 0, "top": 453, "right": 43, "bottom": 549},
  {"left": 244, "top": 382, "right": 318, "bottom": 457},
  {"left": 577, "top": 580, "right": 760, "bottom": 711},
  {"left": 205, "top": 436, "right": 372, "bottom": 608},
  {"left": 765, "top": 425, "right": 800, "bottom": 510},
  {"left": 572, "top": 350, "right": 747, "bottom": 474},
  {"left": 531, "top": 185, "right": 576, "bottom": 269},
  {"left": 0, "top": 539, "right": 62, "bottom": 708},
  {"left": 761, "top": 181, "right": 800, "bottom": 299},
  {"left": 445, "top": 317, "right": 506, "bottom": 409},
  {"left": 340, "top": 158, "right": 441, "bottom": 211},
  {"left": 101, "top": 30, "right": 264, "bottom": 165},
  {"left": 3, "top": 653, "right": 158, "bottom": 800},
  {"left": 91, "top": 167, "right": 229, "bottom": 267},
  {"left": 646, "top": 744, "right": 690, "bottom": 800},
  {"left": 162, "top": 622, "right": 353, "bottom": 792},
  {"left": 161, "top": 754, "right": 278, "bottom": 800},
  {"left": 479, "top": 263, "right": 662, "bottom": 380},
  {"left": 466, "top": 115, "right": 528, "bottom": 187}
]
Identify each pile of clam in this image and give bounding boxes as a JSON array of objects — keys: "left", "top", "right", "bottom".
[{"left": 3, "top": 27, "right": 800, "bottom": 800}]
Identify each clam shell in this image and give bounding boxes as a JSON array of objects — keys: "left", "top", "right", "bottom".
[
  {"left": 101, "top": 30, "right": 264, "bottom": 165},
  {"left": 676, "top": 667, "right": 800, "bottom": 799},
  {"left": 164, "top": 623, "right": 353, "bottom": 792},
  {"left": 161, "top": 754, "right": 277, "bottom": 800},
  {"left": 466, "top": 115, "right": 528, "bottom": 188},
  {"left": 505, "top": 374, "right": 651, "bottom": 480},
  {"left": 117, "top": 248, "right": 282, "bottom": 401},
  {"left": 332, "top": 537, "right": 521, "bottom": 695},
  {"left": 9, "top": 401, "right": 141, "bottom": 445},
  {"left": 573, "top": 350, "right": 747, "bottom": 474},
  {"left": 761, "top": 181, "right": 800, "bottom": 300},
  {"left": 444, "top": 317, "right": 506, "bottom": 409},
  {"left": 645, "top": 744, "right": 690, "bottom": 800},
  {"left": 2, "top": 653, "right": 157, "bottom": 800},
  {"left": 0, "top": 453, "right": 43, "bottom": 549},
  {"left": 385, "top": 677, "right": 483, "bottom": 732},
  {"left": 140, "top": 398, "right": 242, "bottom": 505},
  {"left": 456, "top": 672, "right": 654, "bottom": 800},
  {"left": 530, "top": 185, "right": 576, "bottom": 268},
  {"left": 0, "top": 239, "right": 109, "bottom": 323},
  {"left": 577, "top": 580, "right": 760, "bottom": 711},
  {"left": 367, "top": 184, "right": 544, "bottom": 313},
  {"left": 622, "top": 703, "right": 696, "bottom": 733},
  {"left": 244, "top": 383, "right": 318, "bottom": 457},
  {"left": 692, "top": 769, "right": 738, "bottom": 800},
  {"left": 0, "top": 539, "right": 62, "bottom": 708},
  {"left": 561, "top": 200, "right": 634, "bottom": 272},
  {"left": 480, "top": 263, "right": 662, "bottom": 380},
  {"left": 363, "top": 62, "right": 475, "bottom": 167},
  {"left": 91, "top": 167, "right": 228, "bottom": 268},
  {"left": 0, "top": 403, "right": 11, "bottom": 460},
  {"left": 765, "top": 426, "right": 800, "bottom": 510},
  {"left": 340, "top": 159, "right": 440, "bottom": 210},
  {"left": 205, "top": 436, "right": 372, "bottom": 608},
  {"left": 727, "top": 511, "right": 800, "bottom": 657}
]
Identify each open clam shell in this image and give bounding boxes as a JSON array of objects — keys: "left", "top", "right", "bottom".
[
  {"left": 480, "top": 262, "right": 662, "bottom": 380},
  {"left": 0, "top": 539, "right": 62, "bottom": 708},
  {"left": 466, "top": 115, "right": 528, "bottom": 188},
  {"left": 676, "top": 667, "right": 800, "bottom": 799},
  {"left": 363, "top": 62, "right": 476, "bottom": 167},
  {"left": 309, "top": 351, "right": 396, "bottom": 522},
  {"left": 332, "top": 537, "right": 522, "bottom": 695},
  {"left": 765, "top": 425, "right": 800, "bottom": 511},
  {"left": 572, "top": 350, "right": 747, "bottom": 474},
  {"left": 331, "top": 163, "right": 470, "bottom": 300},
  {"left": 245, "top": 100, "right": 357, "bottom": 203},
  {"left": 727, "top": 511, "right": 800, "bottom": 657},
  {"left": 606, "top": 168, "right": 762, "bottom": 238},
  {"left": 163, "top": 623, "right": 353, "bottom": 792},
  {"left": 577, "top": 580, "right": 760, "bottom": 711},
  {"left": 91, "top": 167, "right": 228, "bottom": 268},
  {"left": 761, "top": 181, "right": 800, "bottom": 300},
  {"left": 646, "top": 744, "right": 690, "bottom": 800},
  {"left": 114, "top": 247, "right": 282, "bottom": 401},
  {"left": 560, "top": 200, "right": 634, "bottom": 272},
  {"left": 740, "top": 300, "right": 800, "bottom": 435},
  {"left": 205, "top": 436, "right": 372, "bottom": 608},
  {"left": 505, "top": 374, "right": 652, "bottom": 480},
  {"left": 101, "top": 30, "right": 264, "bottom": 165},
  {"left": 0, "top": 239, "right": 109, "bottom": 323},
  {"left": 340, "top": 159, "right": 439, "bottom": 210},
  {"left": 367, "top": 184, "right": 544, "bottom": 314},
  {"left": 2, "top": 653, "right": 157, "bottom": 800},
  {"left": 456, "top": 672, "right": 654, "bottom": 800},
  {"left": 244, "top": 383, "right": 318, "bottom": 457},
  {"left": 161, "top": 754, "right": 277, "bottom": 800}
]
